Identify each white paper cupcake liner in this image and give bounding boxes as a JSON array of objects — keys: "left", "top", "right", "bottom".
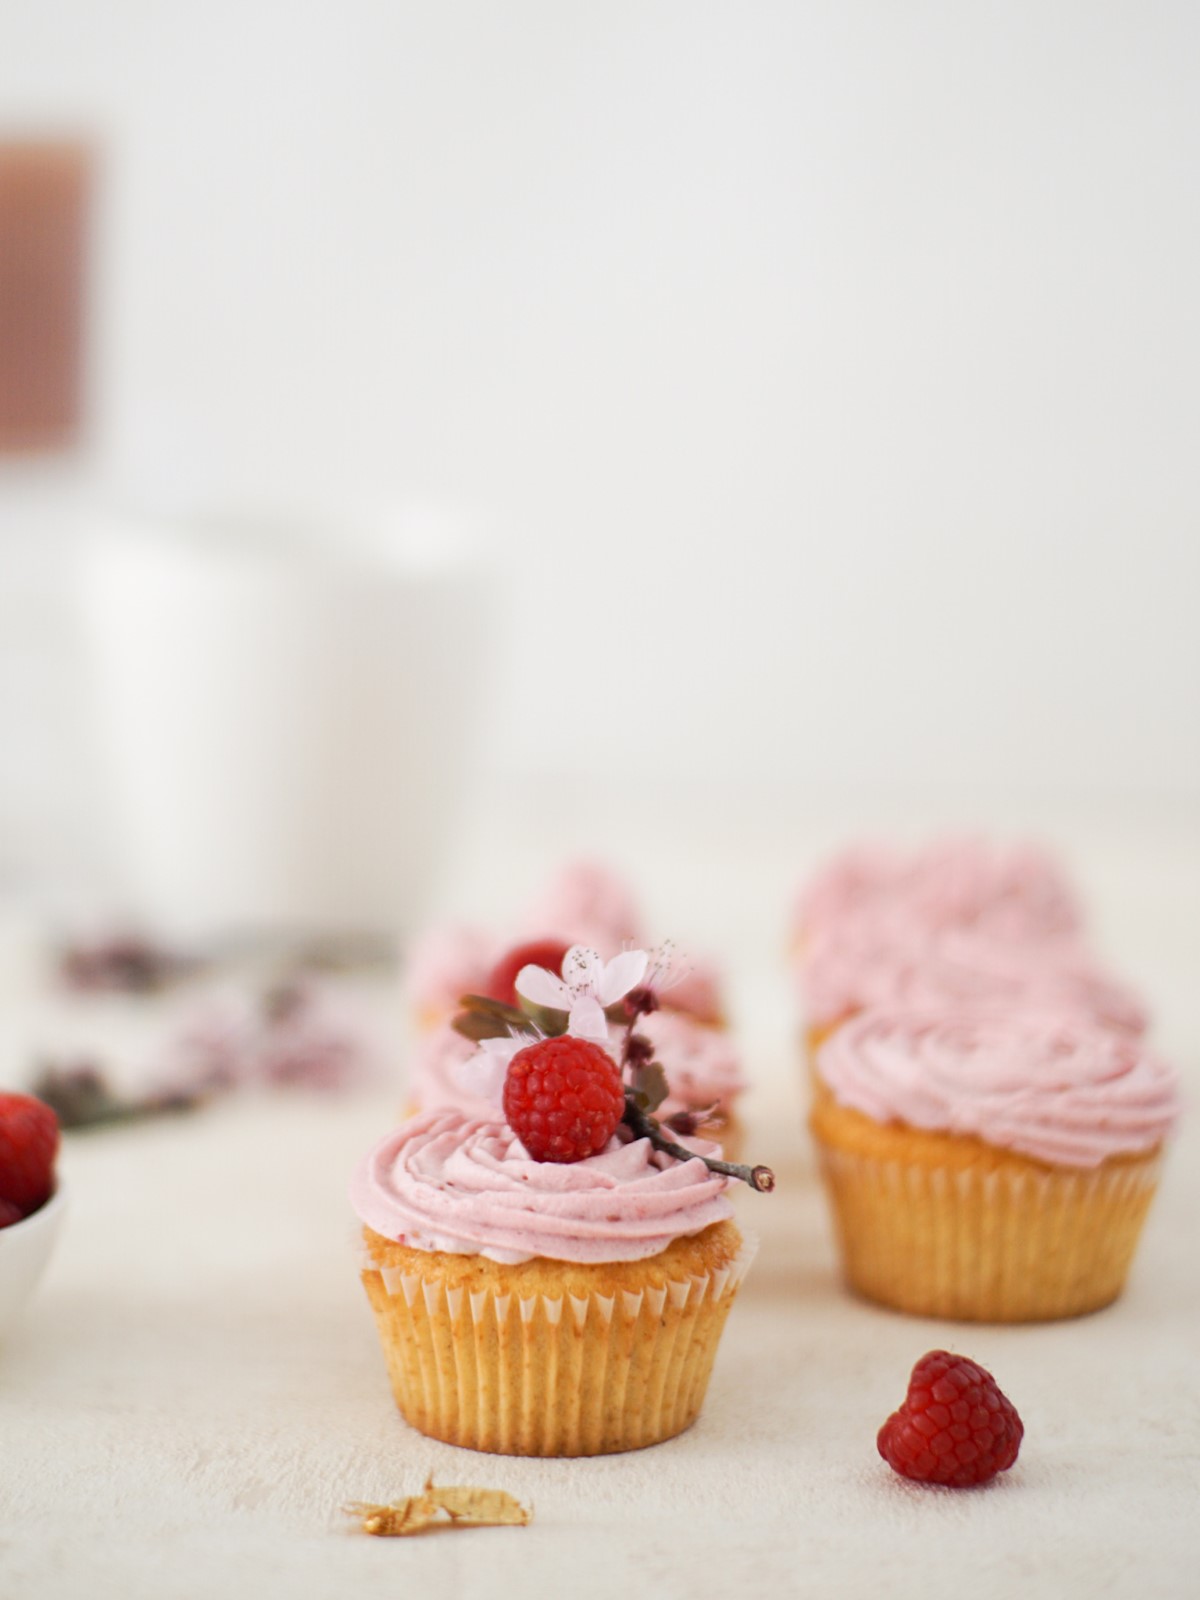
[
  {"left": 360, "top": 1229, "right": 756, "bottom": 1456},
  {"left": 815, "top": 1141, "right": 1163, "bottom": 1321}
]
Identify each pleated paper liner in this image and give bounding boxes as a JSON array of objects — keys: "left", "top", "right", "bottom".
[
  {"left": 810, "top": 1100, "right": 1163, "bottom": 1322},
  {"left": 360, "top": 1219, "right": 755, "bottom": 1456}
]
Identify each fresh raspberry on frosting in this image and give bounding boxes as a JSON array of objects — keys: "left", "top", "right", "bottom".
[
  {"left": 878, "top": 1350, "right": 1023, "bottom": 1488},
  {"left": 502, "top": 1036, "right": 626, "bottom": 1163}
]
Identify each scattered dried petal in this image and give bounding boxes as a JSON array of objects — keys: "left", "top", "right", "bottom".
[{"left": 346, "top": 1479, "right": 532, "bottom": 1537}]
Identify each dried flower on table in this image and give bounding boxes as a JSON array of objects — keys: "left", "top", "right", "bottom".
[
  {"left": 345, "top": 1478, "right": 532, "bottom": 1536},
  {"left": 58, "top": 933, "right": 198, "bottom": 993},
  {"left": 30, "top": 1060, "right": 205, "bottom": 1131}
]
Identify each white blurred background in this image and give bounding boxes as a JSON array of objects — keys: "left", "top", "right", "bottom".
[{"left": 2, "top": 1, "right": 1198, "bottom": 944}]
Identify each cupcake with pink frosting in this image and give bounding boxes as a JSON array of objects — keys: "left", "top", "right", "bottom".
[
  {"left": 406, "top": 860, "right": 727, "bottom": 1031},
  {"left": 353, "top": 943, "right": 770, "bottom": 1456},
  {"left": 809, "top": 1007, "right": 1180, "bottom": 1321}
]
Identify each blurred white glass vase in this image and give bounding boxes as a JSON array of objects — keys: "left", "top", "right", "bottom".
[{"left": 77, "top": 514, "right": 487, "bottom": 940}]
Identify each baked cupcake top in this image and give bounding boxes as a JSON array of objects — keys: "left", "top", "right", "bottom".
[
  {"left": 800, "top": 920, "right": 1146, "bottom": 1034},
  {"left": 815, "top": 1008, "right": 1181, "bottom": 1167},
  {"left": 350, "top": 1107, "right": 734, "bottom": 1265},
  {"left": 795, "top": 838, "right": 1082, "bottom": 945}
]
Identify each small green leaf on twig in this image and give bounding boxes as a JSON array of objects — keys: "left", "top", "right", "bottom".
[
  {"left": 515, "top": 1001, "right": 570, "bottom": 1037},
  {"left": 630, "top": 1059, "right": 669, "bottom": 1114}
]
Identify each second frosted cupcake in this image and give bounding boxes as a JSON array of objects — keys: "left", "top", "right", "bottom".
[{"left": 810, "top": 1007, "right": 1180, "bottom": 1321}]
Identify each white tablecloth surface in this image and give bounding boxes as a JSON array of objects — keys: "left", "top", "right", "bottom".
[{"left": 2, "top": 816, "right": 1197, "bottom": 1599}]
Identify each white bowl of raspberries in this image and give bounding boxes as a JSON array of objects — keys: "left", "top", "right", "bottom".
[{"left": 0, "top": 1092, "right": 65, "bottom": 1340}]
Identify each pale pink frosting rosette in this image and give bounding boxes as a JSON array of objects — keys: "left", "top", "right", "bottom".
[
  {"left": 405, "top": 863, "right": 645, "bottom": 1023},
  {"left": 406, "top": 1023, "right": 493, "bottom": 1118},
  {"left": 800, "top": 920, "right": 1147, "bottom": 1034},
  {"left": 656, "top": 952, "right": 725, "bottom": 1024},
  {"left": 351, "top": 1107, "right": 734, "bottom": 1265},
  {"left": 639, "top": 1010, "right": 746, "bottom": 1119},
  {"left": 795, "top": 837, "right": 1083, "bottom": 945},
  {"left": 816, "top": 1008, "right": 1180, "bottom": 1167},
  {"left": 516, "top": 860, "right": 645, "bottom": 955},
  {"left": 404, "top": 924, "right": 494, "bottom": 1021}
]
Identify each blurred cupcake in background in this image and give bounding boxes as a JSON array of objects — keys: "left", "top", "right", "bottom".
[
  {"left": 637, "top": 1009, "right": 746, "bottom": 1160},
  {"left": 514, "top": 859, "right": 645, "bottom": 956},
  {"left": 404, "top": 924, "right": 495, "bottom": 1033},
  {"left": 406, "top": 860, "right": 727, "bottom": 1033},
  {"left": 790, "top": 838, "right": 1146, "bottom": 1085},
  {"left": 404, "top": 1021, "right": 491, "bottom": 1120},
  {"left": 792, "top": 837, "right": 1084, "bottom": 952},
  {"left": 799, "top": 918, "right": 1148, "bottom": 1064}
]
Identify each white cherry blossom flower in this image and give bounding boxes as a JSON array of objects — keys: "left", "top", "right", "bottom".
[
  {"left": 642, "top": 940, "right": 692, "bottom": 996},
  {"left": 516, "top": 944, "right": 649, "bottom": 1041}
]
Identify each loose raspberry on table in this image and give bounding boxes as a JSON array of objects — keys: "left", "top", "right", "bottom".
[
  {"left": 483, "top": 939, "right": 572, "bottom": 1008},
  {"left": 0, "top": 1197, "right": 25, "bottom": 1229},
  {"left": 0, "top": 1092, "right": 60, "bottom": 1214},
  {"left": 877, "top": 1350, "right": 1023, "bottom": 1488},
  {"left": 502, "top": 1036, "right": 626, "bottom": 1162}
]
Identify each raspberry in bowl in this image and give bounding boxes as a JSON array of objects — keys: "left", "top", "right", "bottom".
[{"left": 0, "top": 1092, "right": 66, "bottom": 1340}]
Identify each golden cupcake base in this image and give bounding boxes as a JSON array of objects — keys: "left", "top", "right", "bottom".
[
  {"left": 810, "top": 1098, "right": 1162, "bottom": 1322},
  {"left": 360, "top": 1220, "right": 751, "bottom": 1456}
]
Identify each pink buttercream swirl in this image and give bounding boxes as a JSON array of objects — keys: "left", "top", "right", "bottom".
[
  {"left": 795, "top": 838, "right": 1082, "bottom": 944},
  {"left": 407, "top": 1023, "right": 494, "bottom": 1118},
  {"left": 405, "top": 924, "right": 494, "bottom": 1019},
  {"left": 800, "top": 920, "right": 1146, "bottom": 1034},
  {"left": 516, "top": 860, "right": 645, "bottom": 954},
  {"left": 816, "top": 1008, "right": 1181, "bottom": 1167},
  {"left": 350, "top": 1107, "right": 734, "bottom": 1264},
  {"left": 405, "top": 863, "right": 645, "bottom": 1022},
  {"left": 639, "top": 1010, "right": 746, "bottom": 1117},
  {"left": 655, "top": 951, "right": 725, "bottom": 1024}
]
